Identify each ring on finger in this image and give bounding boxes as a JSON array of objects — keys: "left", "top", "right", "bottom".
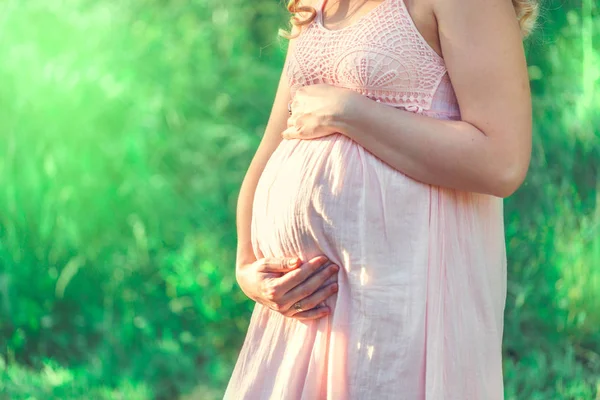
[{"left": 293, "top": 301, "right": 303, "bottom": 312}]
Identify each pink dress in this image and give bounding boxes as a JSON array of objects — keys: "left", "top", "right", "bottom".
[{"left": 225, "top": 0, "right": 507, "bottom": 398}]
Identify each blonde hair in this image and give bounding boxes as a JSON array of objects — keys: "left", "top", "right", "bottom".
[
  {"left": 279, "top": 0, "right": 540, "bottom": 39},
  {"left": 512, "top": 0, "right": 540, "bottom": 38}
]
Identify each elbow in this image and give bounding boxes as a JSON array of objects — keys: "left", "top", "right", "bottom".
[{"left": 490, "top": 162, "right": 529, "bottom": 198}]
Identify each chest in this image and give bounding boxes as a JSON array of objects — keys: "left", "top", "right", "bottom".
[{"left": 286, "top": 0, "right": 447, "bottom": 112}]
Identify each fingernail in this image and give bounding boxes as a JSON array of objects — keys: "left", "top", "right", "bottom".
[
  {"left": 332, "top": 283, "right": 339, "bottom": 292},
  {"left": 288, "top": 258, "right": 299, "bottom": 266},
  {"left": 331, "top": 265, "right": 339, "bottom": 272}
]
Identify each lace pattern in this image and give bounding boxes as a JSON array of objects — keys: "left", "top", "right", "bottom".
[{"left": 286, "top": 0, "right": 454, "bottom": 114}]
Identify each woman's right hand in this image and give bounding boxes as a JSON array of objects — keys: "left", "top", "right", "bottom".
[{"left": 236, "top": 255, "right": 339, "bottom": 321}]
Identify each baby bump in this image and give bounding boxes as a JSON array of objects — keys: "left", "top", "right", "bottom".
[
  {"left": 251, "top": 134, "right": 433, "bottom": 385},
  {"left": 251, "top": 134, "right": 431, "bottom": 279}
]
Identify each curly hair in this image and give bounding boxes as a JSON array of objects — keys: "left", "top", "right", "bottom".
[
  {"left": 279, "top": 0, "right": 539, "bottom": 39},
  {"left": 512, "top": 0, "right": 540, "bottom": 37}
]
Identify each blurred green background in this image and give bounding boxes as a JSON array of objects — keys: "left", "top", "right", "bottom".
[{"left": 0, "top": 0, "right": 598, "bottom": 399}]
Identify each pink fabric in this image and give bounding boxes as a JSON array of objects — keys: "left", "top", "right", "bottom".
[{"left": 225, "top": 0, "right": 507, "bottom": 398}]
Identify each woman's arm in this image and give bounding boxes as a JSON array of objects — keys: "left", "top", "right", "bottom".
[{"left": 284, "top": 0, "right": 532, "bottom": 198}]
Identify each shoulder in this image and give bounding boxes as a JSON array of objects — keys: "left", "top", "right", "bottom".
[
  {"left": 430, "top": 0, "right": 525, "bottom": 76},
  {"left": 432, "top": 0, "right": 521, "bottom": 34}
]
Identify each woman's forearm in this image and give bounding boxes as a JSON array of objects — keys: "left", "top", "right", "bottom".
[
  {"left": 335, "top": 96, "right": 528, "bottom": 198},
  {"left": 236, "top": 164, "right": 261, "bottom": 269}
]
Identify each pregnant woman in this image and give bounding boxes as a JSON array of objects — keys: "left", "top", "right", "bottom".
[{"left": 226, "top": 0, "right": 537, "bottom": 398}]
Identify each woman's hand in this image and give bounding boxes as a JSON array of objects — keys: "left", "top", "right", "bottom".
[
  {"left": 282, "top": 84, "right": 362, "bottom": 140},
  {"left": 236, "top": 255, "right": 339, "bottom": 321}
]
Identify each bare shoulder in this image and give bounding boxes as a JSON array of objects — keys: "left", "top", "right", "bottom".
[
  {"left": 431, "top": 0, "right": 525, "bottom": 68},
  {"left": 430, "top": 0, "right": 530, "bottom": 134},
  {"left": 432, "top": 0, "right": 523, "bottom": 43}
]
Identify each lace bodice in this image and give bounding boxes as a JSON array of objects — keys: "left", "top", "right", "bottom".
[{"left": 286, "top": 0, "right": 461, "bottom": 118}]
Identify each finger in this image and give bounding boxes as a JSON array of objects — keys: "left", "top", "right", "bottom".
[
  {"left": 282, "top": 126, "right": 300, "bottom": 140},
  {"left": 276, "top": 255, "right": 331, "bottom": 293},
  {"left": 291, "top": 306, "right": 331, "bottom": 321},
  {"left": 280, "top": 262, "right": 339, "bottom": 305},
  {"left": 262, "top": 256, "right": 331, "bottom": 314},
  {"left": 289, "top": 282, "right": 338, "bottom": 316},
  {"left": 287, "top": 115, "right": 297, "bottom": 128},
  {"left": 261, "top": 257, "right": 301, "bottom": 273}
]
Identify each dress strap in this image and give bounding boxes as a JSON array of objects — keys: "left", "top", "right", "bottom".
[{"left": 316, "top": 0, "right": 328, "bottom": 24}]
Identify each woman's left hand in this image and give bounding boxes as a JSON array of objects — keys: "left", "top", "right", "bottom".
[{"left": 282, "top": 84, "right": 362, "bottom": 140}]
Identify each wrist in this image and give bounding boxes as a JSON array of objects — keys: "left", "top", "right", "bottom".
[{"left": 331, "top": 90, "right": 368, "bottom": 139}]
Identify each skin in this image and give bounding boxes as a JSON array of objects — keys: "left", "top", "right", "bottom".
[
  {"left": 283, "top": 0, "right": 532, "bottom": 198},
  {"left": 237, "top": 0, "right": 532, "bottom": 320}
]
